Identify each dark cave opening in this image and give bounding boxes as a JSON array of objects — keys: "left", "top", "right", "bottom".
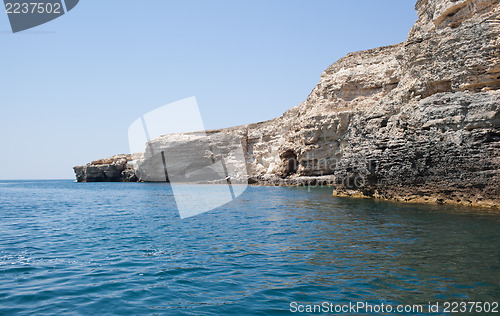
[{"left": 281, "top": 149, "right": 298, "bottom": 176}]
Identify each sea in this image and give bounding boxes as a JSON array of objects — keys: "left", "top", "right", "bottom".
[{"left": 0, "top": 180, "right": 499, "bottom": 315}]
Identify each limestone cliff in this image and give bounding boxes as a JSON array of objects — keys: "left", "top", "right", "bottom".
[
  {"left": 74, "top": 0, "right": 500, "bottom": 208},
  {"left": 73, "top": 154, "right": 137, "bottom": 182}
]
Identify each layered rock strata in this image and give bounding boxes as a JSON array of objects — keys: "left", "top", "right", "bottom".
[
  {"left": 74, "top": 0, "right": 500, "bottom": 208},
  {"left": 73, "top": 154, "right": 137, "bottom": 182}
]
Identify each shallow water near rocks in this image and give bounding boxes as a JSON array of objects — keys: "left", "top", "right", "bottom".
[{"left": 0, "top": 180, "right": 499, "bottom": 315}]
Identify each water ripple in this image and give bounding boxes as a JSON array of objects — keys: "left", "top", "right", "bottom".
[{"left": 0, "top": 181, "right": 499, "bottom": 315}]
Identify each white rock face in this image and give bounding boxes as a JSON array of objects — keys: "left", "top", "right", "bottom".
[{"left": 134, "top": 132, "right": 248, "bottom": 184}]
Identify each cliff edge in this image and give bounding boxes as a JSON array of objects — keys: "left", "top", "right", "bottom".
[{"left": 74, "top": 0, "right": 500, "bottom": 208}]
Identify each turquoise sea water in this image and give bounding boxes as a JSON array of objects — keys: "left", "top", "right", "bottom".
[{"left": 0, "top": 180, "right": 499, "bottom": 315}]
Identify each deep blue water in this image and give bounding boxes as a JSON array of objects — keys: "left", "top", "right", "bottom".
[{"left": 0, "top": 180, "right": 499, "bottom": 315}]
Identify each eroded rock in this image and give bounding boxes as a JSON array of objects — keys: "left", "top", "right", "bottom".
[{"left": 74, "top": 0, "right": 500, "bottom": 208}]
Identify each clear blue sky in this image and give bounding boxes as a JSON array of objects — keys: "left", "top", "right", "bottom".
[{"left": 0, "top": 1, "right": 417, "bottom": 180}]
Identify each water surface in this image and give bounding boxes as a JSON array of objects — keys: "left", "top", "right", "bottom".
[{"left": 0, "top": 180, "right": 499, "bottom": 315}]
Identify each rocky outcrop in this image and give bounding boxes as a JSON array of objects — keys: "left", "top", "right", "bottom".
[
  {"left": 74, "top": 154, "right": 137, "bottom": 182},
  {"left": 213, "top": 0, "right": 500, "bottom": 208},
  {"left": 132, "top": 132, "right": 248, "bottom": 184},
  {"left": 75, "top": 0, "right": 500, "bottom": 208}
]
